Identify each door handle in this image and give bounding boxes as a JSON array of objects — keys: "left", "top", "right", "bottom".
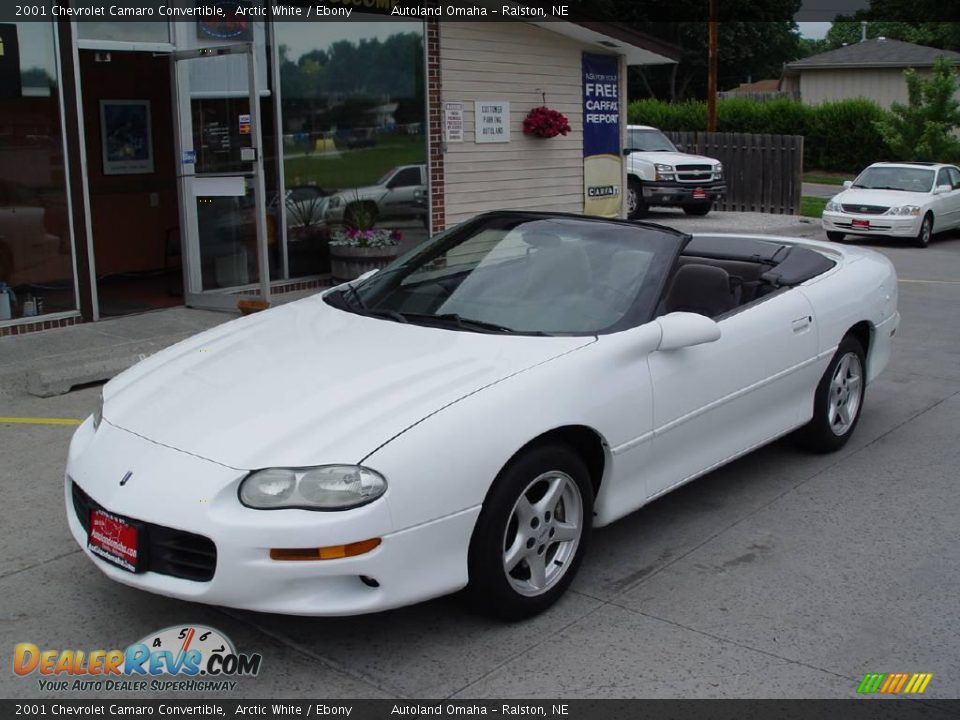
[{"left": 791, "top": 315, "right": 812, "bottom": 333}]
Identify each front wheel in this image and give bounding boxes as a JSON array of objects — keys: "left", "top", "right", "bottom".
[
  {"left": 796, "top": 335, "right": 866, "bottom": 453},
  {"left": 826, "top": 231, "right": 845, "bottom": 243},
  {"left": 627, "top": 178, "right": 648, "bottom": 219},
  {"left": 914, "top": 213, "right": 933, "bottom": 248},
  {"left": 467, "top": 444, "right": 593, "bottom": 619}
]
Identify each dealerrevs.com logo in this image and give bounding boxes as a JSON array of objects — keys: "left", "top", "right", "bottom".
[{"left": 14, "top": 625, "right": 262, "bottom": 693}]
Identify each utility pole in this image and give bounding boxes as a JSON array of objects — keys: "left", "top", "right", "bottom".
[{"left": 707, "top": 0, "right": 718, "bottom": 132}]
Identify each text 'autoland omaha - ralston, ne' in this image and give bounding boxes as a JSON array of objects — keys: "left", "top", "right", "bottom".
[{"left": 390, "top": 5, "right": 569, "bottom": 17}]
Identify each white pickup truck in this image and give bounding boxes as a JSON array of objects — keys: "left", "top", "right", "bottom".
[{"left": 625, "top": 125, "right": 726, "bottom": 219}]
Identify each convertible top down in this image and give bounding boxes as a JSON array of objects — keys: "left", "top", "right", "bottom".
[{"left": 66, "top": 212, "right": 899, "bottom": 618}]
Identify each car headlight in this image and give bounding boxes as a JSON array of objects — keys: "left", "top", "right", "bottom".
[
  {"left": 654, "top": 163, "right": 675, "bottom": 181},
  {"left": 824, "top": 199, "right": 842, "bottom": 213},
  {"left": 327, "top": 195, "right": 343, "bottom": 209},
  {"left": 92, "top": 392, "right": 103, "bottom": 431},
  {"left": 239, "top": 465, "right": 387, "bottom": 510},
  {"left": 714, "top": 163, "right": 723, "bottom": 179},
  {"left": 885, "top": 205, "right": 921, "bottom": 216}
]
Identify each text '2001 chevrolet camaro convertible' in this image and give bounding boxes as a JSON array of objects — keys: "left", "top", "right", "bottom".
[{"left": 66, "top": 212, "right": 899, "bottom": 619}]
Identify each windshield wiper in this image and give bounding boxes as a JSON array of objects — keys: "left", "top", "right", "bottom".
[{"left": 405, "top": 312, "right": 548, "bottom": 335}]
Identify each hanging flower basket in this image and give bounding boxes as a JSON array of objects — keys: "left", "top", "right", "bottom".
[
  {"left": 523, "top": 106, "right": 571, "bottom": 139},
  {"left": 329, "top": 228, "right": 401, "bottom": 281}
]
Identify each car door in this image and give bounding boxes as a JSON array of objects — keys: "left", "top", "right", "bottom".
[
  {"left": 944, "top": 167, "right": 960, "bottom": 229},
  {"left": 379, "top": 166, "right": 424, "bottom": 219},
  {"left": 642, "top": 288, "right": 820, "bottom": 500}
]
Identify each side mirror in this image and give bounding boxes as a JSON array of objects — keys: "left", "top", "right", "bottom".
[
  {"left": 934, "top": 184, "right": 952, "bottom": 195},
  {"left": 656, "top": 312, "right": 721, "bottom": 351},
  {"left": 842, "top": 180, "right": 853, "bottom": 189},
  {"left": 622, "top": 147, "right": 634, "bottom": 156}
]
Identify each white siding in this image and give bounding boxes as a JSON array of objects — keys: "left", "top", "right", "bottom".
[
  {"left": 440, "top": 23, "right": 616, "bottom": 226},
  {"left": 797, "top": 67, "right": 960, "bottom": 108}
]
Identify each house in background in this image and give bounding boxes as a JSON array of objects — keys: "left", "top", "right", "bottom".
[
  {"left": 717, "top": 78, "right": 788, "bottom": 102},
  {"left": 781, "top": 38, "right": 960, "bottom": 108}
]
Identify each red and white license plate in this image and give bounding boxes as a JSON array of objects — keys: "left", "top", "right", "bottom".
[
  {"left": 88, "top": 509, "right": 140, "bottom": 573},
  {"left": 692, "top": 188, "right": 707, "bottom": 199},
  {"left": 852, "top": 219, "right": 871, "bottom": 230}
]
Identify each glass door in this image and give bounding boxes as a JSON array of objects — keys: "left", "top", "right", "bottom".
[{"left": 172, "top": 44, "right": 270, "bottom": 310}]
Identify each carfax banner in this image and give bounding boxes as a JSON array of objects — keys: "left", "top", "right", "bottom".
[{"left": 582, "top": 52, "right": 622, "bottom": 218}]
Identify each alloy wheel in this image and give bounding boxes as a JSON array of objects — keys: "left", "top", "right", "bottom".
[
  {"left": 828, "top": 351, "right": 863, "bottom": 436},
  {"left": 502, "top": 471, "right": 583, "bottom": 597}
]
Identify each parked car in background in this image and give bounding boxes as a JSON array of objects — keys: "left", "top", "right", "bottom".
[
  {"left": 324, "top": 164, "right": 427, "bottom": 227},
  {"left": 625, "top": 125, "right": 726, "bottom": 219},
  {"left": 822, "top": 162, "right": 960, "bottom": 248}
]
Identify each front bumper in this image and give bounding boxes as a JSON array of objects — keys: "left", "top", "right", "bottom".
[
  {"left": 822, "top": 211, "right": 921, "bottom": 238},
  {"left": 643, "top": 181, "right": 726, "bottom": 205},
  {"left": 65, "top": 418, "right": 479, "bottom": 616}
]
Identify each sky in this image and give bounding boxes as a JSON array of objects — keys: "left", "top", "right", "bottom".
[{"left": 797, "top": 22, "right": 832, "bottom": 39}]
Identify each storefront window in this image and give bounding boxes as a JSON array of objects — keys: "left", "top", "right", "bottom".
[
  {"left": 275, "top": 19, "right": 427, "bottom": 278},
  {"left": 0, "top": 20, "right": 75, "bottom": 321}
]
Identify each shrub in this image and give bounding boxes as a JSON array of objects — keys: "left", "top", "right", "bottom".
[{"left": 628, "top": 96, "right": 892, "bottom": 173}]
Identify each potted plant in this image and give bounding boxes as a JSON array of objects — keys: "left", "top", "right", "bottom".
[
  {"left": 328, "top": 197, "right": 399, "bottom": 283},
  {"left": 286, "top": 190, "right": 331, "bottom": 274},
  {"left": 523, "top": 106, "right": 571, "bottom": 139}
]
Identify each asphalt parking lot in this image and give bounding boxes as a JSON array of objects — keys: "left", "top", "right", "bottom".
[{"left": 1, "top": 216, "right": 959, "bottom": 700}]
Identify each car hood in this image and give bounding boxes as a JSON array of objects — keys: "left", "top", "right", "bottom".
[
  {"left": 102, "top": 295, "right": 593, "bottom": 470},
  {"left": 832, "top": 188, "right": 931, "bottom": 207},
  {"left": 632, "top": 151, "right": 719, "bottom": 166}
]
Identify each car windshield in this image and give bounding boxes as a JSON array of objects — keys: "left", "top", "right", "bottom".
[
  {"left": 325, "top": 215, "right": 684, "bottom": 335},
  {"left": 627, "top": 129, "right": 678, "bottom": 153},
  {"left": 852, "top": 166, "right": 935, "bottom": 192}
]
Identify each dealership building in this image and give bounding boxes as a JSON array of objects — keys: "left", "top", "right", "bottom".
[{"left": 0, "top": 8, "right": 676, "bottom": 335}]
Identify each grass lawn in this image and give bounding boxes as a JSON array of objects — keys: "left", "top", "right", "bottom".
[
  {"left": 802, "top": 171, "right": 853, "bottom": 186},
  {"left": 800, "top": 196, "right": 828, "bottom": 218},
  {"left": 284, "top": 135, "right": 426, "bottom": 191}
]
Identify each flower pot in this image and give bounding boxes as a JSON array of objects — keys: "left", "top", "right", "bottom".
[{"left": 329, "top": 244, "right": 399, "bottom": 282}]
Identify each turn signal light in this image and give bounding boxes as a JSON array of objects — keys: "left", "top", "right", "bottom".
[{"left": 270, "top": 538, "right": 381, "bottom": 561}]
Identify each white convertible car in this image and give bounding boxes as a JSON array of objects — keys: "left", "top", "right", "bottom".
[
  {"left": 66, "top": 212, "right": 899, "bottom": 619},
  {"left": 822, "top": 161, "right": 960, "bottom": 247}
]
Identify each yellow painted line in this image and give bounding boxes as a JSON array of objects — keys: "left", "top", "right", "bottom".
[
  {"left": 899, "top": 278, "right": 960, "bottom": 285},
  {"left": 0, "top": 417, "right": 83, "bottom": 426}
]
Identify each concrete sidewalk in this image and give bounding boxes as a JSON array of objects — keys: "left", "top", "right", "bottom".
[{"left": 0, "top": 289, "right": 319, "bottom": 398}]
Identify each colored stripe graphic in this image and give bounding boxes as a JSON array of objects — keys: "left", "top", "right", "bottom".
[
  {"left": 0, "top": 417, "right": 83, "bottom": 426},
  {"left": 858, "top": 672, "right": 932, "bottom": 694}
]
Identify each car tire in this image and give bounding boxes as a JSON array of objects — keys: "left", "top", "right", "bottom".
[
  {"left": 682, "top": 202, "right": 712, "bottom": 217},
  {"left": 914, "top": 212, "right": 933, "bottom": 248},
  {"left": 826, "top": 231, "right": 845, "bottom": 243},
  {"left": 627, "top": 178, "right": 648, "bottom": 219},
  {"left": 796, "top": 334, "right": 866, "bottom": 453},
  {"left": 467, "top": 443, "right": 593, "bottom": 620}
]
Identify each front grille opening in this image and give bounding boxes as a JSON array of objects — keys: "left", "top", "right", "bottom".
[{"left": 71, "top": 481, "right": 217, "bottom": 582}]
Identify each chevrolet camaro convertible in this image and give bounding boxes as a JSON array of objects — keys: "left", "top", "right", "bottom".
[{"left": 66, "top": 212, "right": 899, "bottom": 619}]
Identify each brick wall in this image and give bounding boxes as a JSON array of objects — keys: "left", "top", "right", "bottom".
[{"left": 427, "top": 20, "right": 445, "bottom": 233}]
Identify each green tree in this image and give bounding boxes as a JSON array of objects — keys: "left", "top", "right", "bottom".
[{"left": 873, "top": 57, "right": 960, "bottom": 162}]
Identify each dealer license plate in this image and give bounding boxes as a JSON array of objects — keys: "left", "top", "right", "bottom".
[
  {"left": 692, "top": 188, "right": 707, "bottom": 199},
  {"left": 88, "top": 509, "right": 141, "bottom": 573},
  {"left": 852, "top": 219, "right": 871, "bottom": 230}
]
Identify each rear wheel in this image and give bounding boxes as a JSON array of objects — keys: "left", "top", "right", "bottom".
[
  {"left": 826, "top": 231, "right": 845, "bottom": 243},
  {"left": 627, "top": 178, "right": 648, "bottom": 219},
  {"left": 796, "top": 335, "right": 866, "bottom": 453},
  {"left": 914, "top": 213, "right": 933, "bottom": 248},
  {"left": 467, "top": 443, "right": 593, "bottom": 619},
  {"left": 682, "top": 202, "right": 712, "bottom": 216}
]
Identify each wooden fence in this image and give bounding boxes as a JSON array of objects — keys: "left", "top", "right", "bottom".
[{"left": 664, "top": 131, "right": 804, "bottom": 215}]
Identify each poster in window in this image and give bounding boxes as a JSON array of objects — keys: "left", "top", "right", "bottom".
[{"left": 100, "top": 100, "right": 154, "bottom": 175}]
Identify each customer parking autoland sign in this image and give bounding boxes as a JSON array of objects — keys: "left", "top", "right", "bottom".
[{"left": 582, "top": 53, "right": 622, "bottom": 218}]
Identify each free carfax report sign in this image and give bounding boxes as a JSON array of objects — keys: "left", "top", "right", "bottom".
[
  {"left": 582, "top": 53, "right": 622, "bottom": 218},
  {"left": 13, "top": 625, "right": 262, "bottom": 693}
]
